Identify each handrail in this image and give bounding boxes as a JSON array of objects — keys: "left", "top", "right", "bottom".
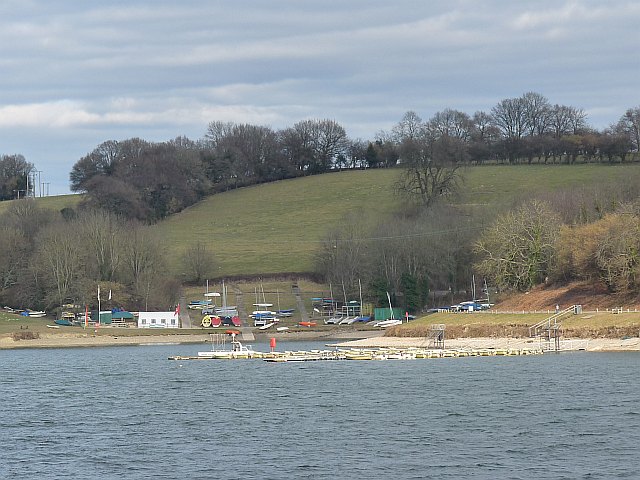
[{"left": 529, "top": 305, "right": 577, "bottom": 337}]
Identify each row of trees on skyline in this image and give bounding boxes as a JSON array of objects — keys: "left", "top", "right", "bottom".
[{"left": 57, "top": 94, "right": 640, "bottom": 222}]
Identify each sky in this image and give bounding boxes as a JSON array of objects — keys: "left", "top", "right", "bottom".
[{"left": 1, "top": 0, "right": 638, "bottom": 195}]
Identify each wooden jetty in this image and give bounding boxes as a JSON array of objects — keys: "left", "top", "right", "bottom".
[{"left": 168, "top": 346, "right": 544, "bottom": 362}]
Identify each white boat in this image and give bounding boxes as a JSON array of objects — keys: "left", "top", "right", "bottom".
[
  {"left": 324, "top": 316, "right": 343, "bottom": 325},
  {"left": 372, "top": 291, "right": 402, "bottom": 328},
  {"left": 339, "top": 316, "right": 356, "bottom": 325},
  {"left": 276, "top": 326, "right": 289, "bottom": 332},
  {"left": 27, "top": 310, "right": 46, "bottom": 317},
  {"left": 198, "top": 332, "right": 257, "bottom": 359},
  {"left": 258, "top": 322, "right": 275, "bottom": 330},
  {"left": 254, "top": 303, "right": 273, "bottom": 308},
  {"left": 374, "top": 319, "right": 402, "bottom": 328}
]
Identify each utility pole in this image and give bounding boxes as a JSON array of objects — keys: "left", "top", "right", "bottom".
[{"left": 33, "top": 170, "right": 42, "bottom": 197}]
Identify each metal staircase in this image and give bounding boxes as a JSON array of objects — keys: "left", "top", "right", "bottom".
[
  {"left": 529, "top": 305, "right": 580, "bottom": 351},
  {"left": 427, "top": 324, "right": 446, "bottom": 349}
]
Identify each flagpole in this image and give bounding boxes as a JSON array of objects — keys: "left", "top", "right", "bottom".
[{"left": 97, "top": 284, "right": 101, "bottom": 327}]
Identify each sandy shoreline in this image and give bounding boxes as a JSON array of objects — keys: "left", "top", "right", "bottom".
[
  {"left": 1, "top": 330, "right": 639, "bottom": 351},
  {"left": 0, "top": 329, "right": 382, "bottom": 350},
  {"left": 330, "top": 335, "right": 640, "bottom": 352}
]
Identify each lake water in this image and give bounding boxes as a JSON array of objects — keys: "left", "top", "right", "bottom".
[{"left": 1, "top": 341, "right": 639, "bottom": 479}]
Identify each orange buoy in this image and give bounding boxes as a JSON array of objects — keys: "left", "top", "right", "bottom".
[{"left": 270, "top": 337, "right": 276, "bottom": 350}]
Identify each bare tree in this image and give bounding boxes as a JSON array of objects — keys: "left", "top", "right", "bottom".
[
  {"left": 491, "top": 96, "right": 529, "bottom": 140},
  {"left": 395, "top": 133, "right": 467, "bottom": 207},
  {"left": 181, "top": 241, "right": 217, "bottom": 284},
  {"left": 428, "top": 108, "right": 473, "bottom": 140},
  {"left": 33, "top": 222, "right": 83, "bottom": 311},
  {"left": 213, "top": 123, "right": 283, "bottom": 181},
  {"left": 549, "top": 104, "right": 587, "bottom": 138},
  {"left": 522, "top": 91, "right": 551, "bottom": 136},
  {"left": 475, "top": 200, "right": 561, "bottom": 291},
  {"left": 0, "top": 226, "right": 27, "bottom": 289},
  {"left": 315, "top": 211, "right": 372, "bottom": 296},
  {"left": 617, "top": 106, "right": 640, "bottom": 154},
  {"left": 392, "top": 111, "right": 425, "bottom": 142},
  {"left": 314, "top": 119, "right": 349, "bottom": 171},
  {"left": 69, "top": 139, "right": 129, "bottom": 192},
  {"left": 280, "top": 119, "right": 348, "bottom": 174},
  {"left": 594, "top": 214, "right": 640, "bottom": 292},
  {"left": 204, "top": 121, "right": 235, "bottom": 148},
  {"left": 122, "top": 222, "right": 166, "bottom": 310},
  {"left": 77, "top": 209, "right": 125, "bottom": 282},
  {"left": 0, "top": 154, "right": 34, "bottom": 200}
]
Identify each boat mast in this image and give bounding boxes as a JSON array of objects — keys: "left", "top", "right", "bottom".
[
  {"left": 386, "top": 291, "right": 394, "bottom": 321},
  {"left": 222, "top": 279, "right": 226, "bottom": 308}
]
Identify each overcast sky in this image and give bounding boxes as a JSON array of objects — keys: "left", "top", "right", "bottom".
[{"left": 1, "top": 0, "right": 638, "bottom": 195}]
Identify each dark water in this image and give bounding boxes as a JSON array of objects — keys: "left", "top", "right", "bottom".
[{"left": 1, "top": 342, "right": 639, "bottom": 479}]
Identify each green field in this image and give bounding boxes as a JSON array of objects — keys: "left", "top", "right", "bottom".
[
  {"left": 152, "top": 170, "right": 402, "bottom": 276},
  {"left": 0, "top": 193, "right": 82, "bottom": 215},
  {"left": 154, "top": 164, "right": 640, "bottom": 276}
]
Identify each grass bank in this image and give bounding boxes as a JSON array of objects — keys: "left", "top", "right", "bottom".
[
  {"left": 387, "top": 311, "right": 640, "bottom": 339},
  {"left": 155, "top": 164, "right": 639, "bottom": 277}
]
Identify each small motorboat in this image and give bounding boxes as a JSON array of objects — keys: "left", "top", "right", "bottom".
[{"left": 198, "top": 331, "right": 256, "bottom": 359}]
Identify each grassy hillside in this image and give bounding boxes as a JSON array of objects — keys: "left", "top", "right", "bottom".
[
  {"left": 152, "top": 170, "right": 402, "bottom": 276},
  {"left": 0, "top": 193, "right": 82, "bottom": 215},
  {"left": 1, "top": 164, "right": 638, "bottom": 278},
  {"left": 155, "top": 164, "right": 640, "bottom": 277}
]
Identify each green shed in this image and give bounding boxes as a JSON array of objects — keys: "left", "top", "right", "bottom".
[{"left": 374, "top": 307, "right": 405, "bottom": 321}]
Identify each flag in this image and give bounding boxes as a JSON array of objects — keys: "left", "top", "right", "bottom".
[
  {"left": 97, "top": 284, "right": 100, "bottom": 301},
  {"left": 108, "top": 289, "right": 112, "bottom": 301},
  {"left": 174, "top": 303, "right": 180, "bottom": 317}
]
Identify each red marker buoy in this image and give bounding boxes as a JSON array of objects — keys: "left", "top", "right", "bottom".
[{"left": 270, "top": 337, "right": 276, "bottom": 352}]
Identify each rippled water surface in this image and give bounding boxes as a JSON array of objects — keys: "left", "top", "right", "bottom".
[{"left": 1, "top": 342, "right": 639, "bottom": 479}]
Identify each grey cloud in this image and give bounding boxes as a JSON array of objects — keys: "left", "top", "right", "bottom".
[{"left": 0, "top": 0, "right": 638, "bottom": 194}]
